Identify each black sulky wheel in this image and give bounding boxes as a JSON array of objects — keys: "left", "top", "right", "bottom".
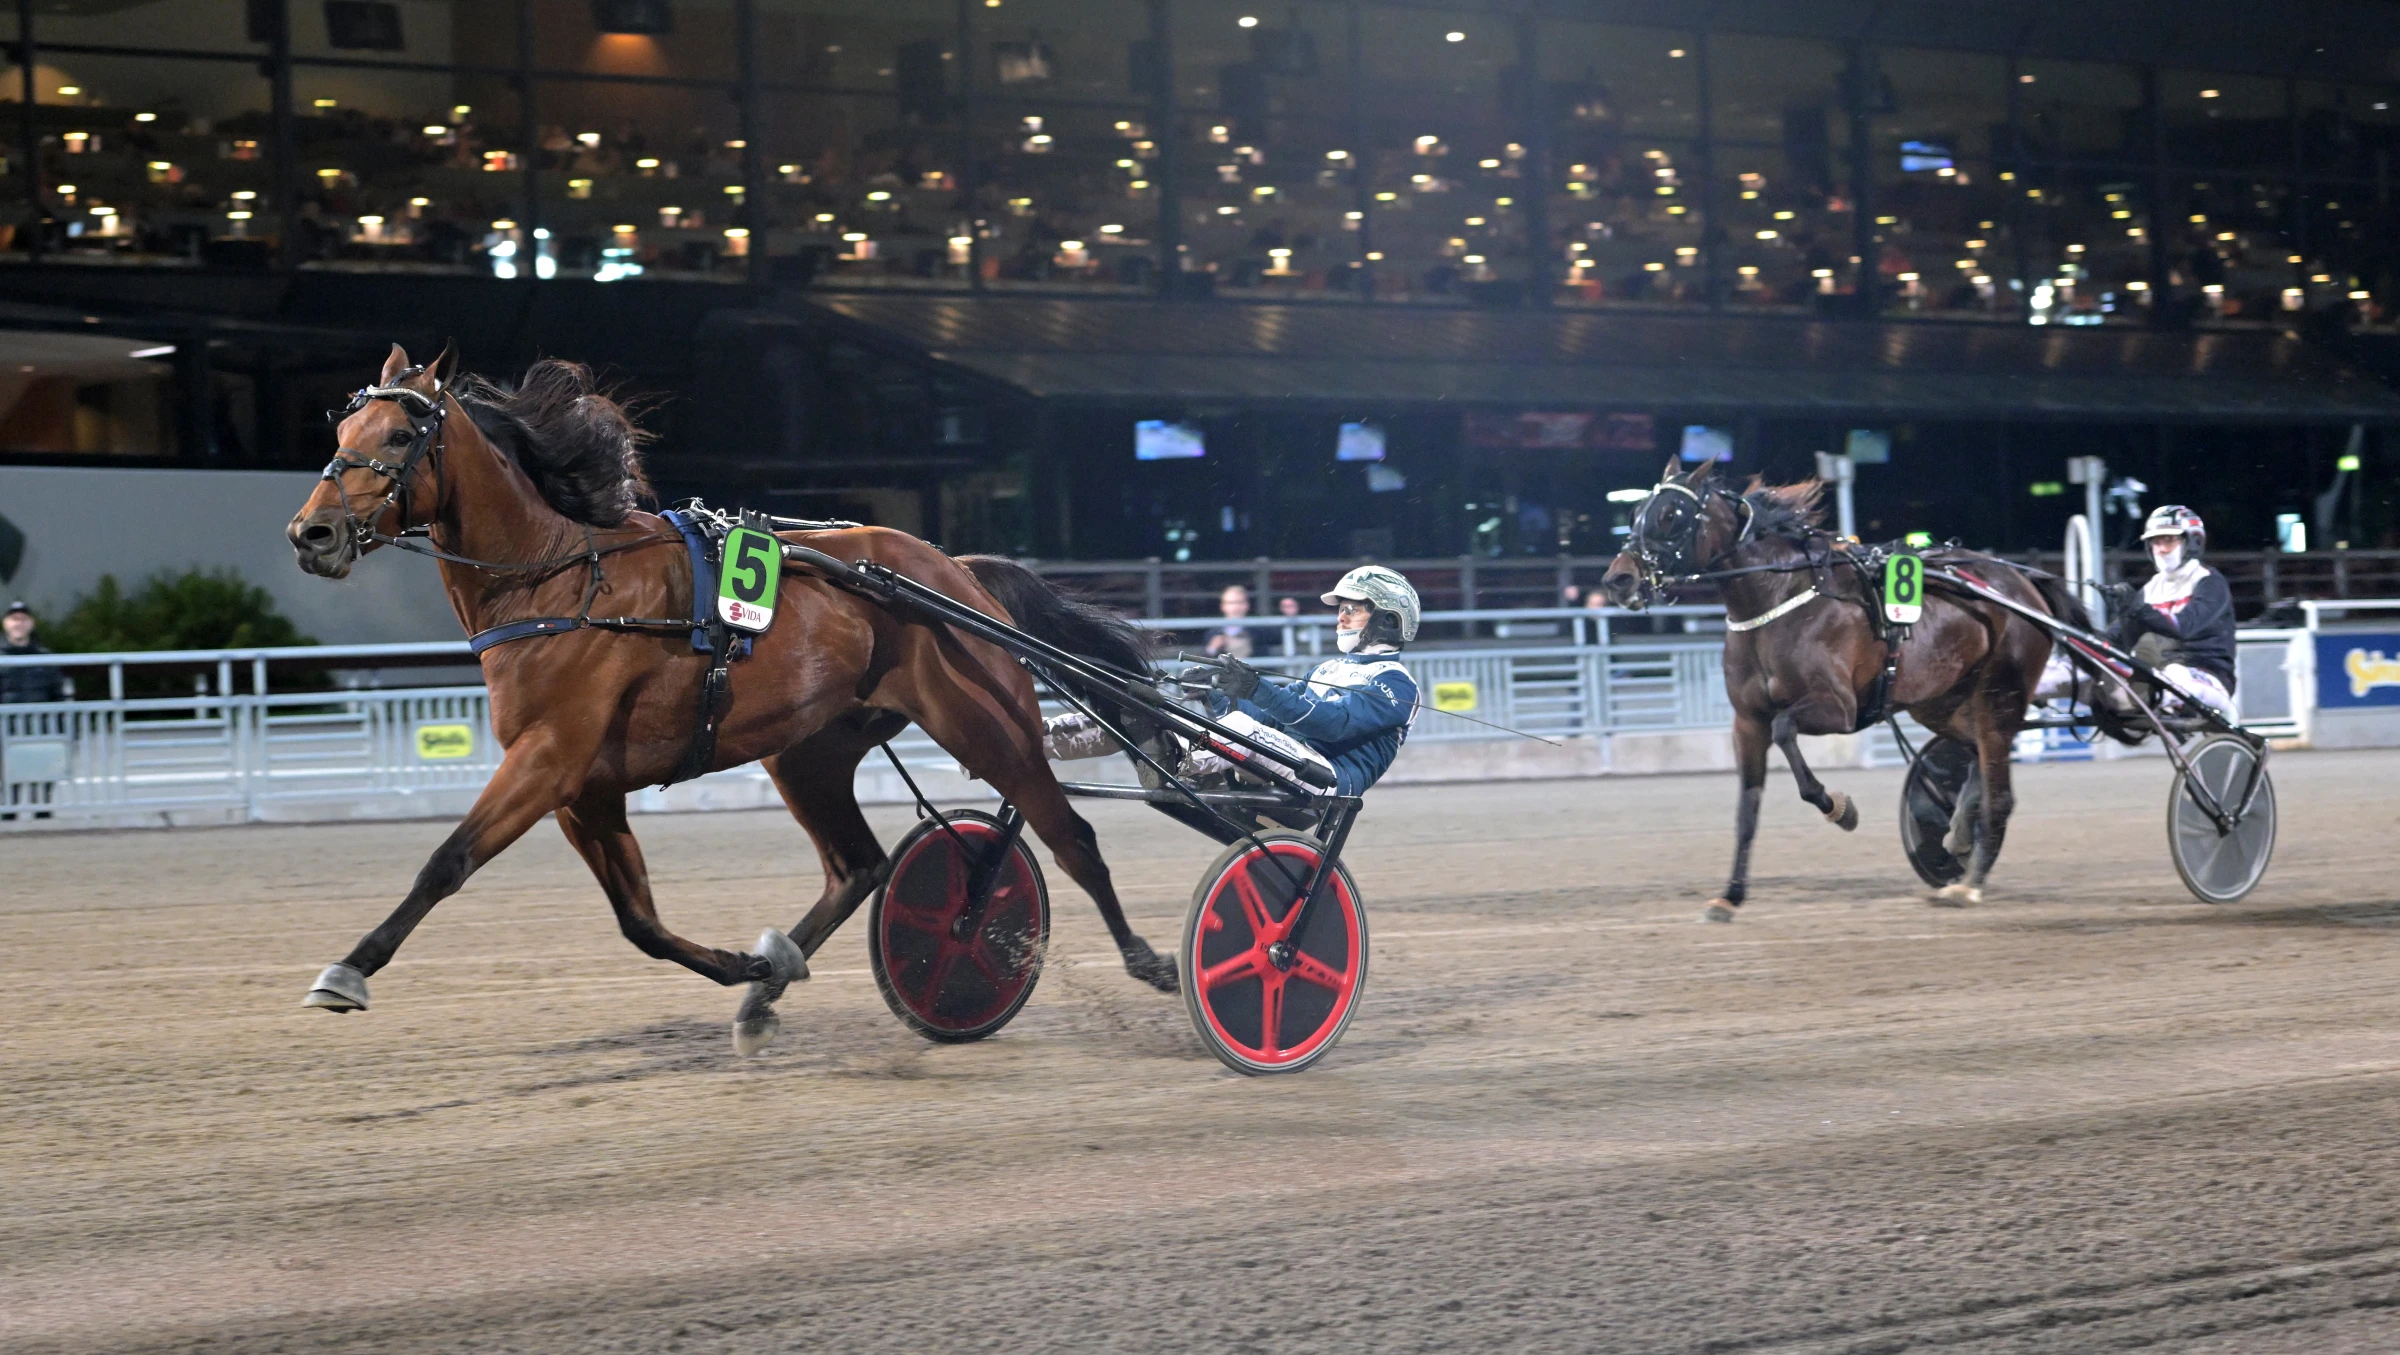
[
  {"left": 1899, "top": 736, "right": 1981, "bottom": 889},
  {"left": 1180, "top": 832, "right": 1367, "bottom": 1076},
  {"left": 868, "top": 809, "right": 1049, "bottom": 1043},
  {"left": 2167, "top": 735, "right": 2277, "bottom": 904}
]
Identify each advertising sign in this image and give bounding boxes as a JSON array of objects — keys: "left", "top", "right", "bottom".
[
  {"left": 2315, "top": 633, "right": 2400, "bottom": 709},
  {"left": 413, "top": 723, "right": 476, "bottom": 761}
]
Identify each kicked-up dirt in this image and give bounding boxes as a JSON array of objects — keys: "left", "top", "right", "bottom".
[{"left": 4, "top": 750, "right": 2398, "bottom": 1353}]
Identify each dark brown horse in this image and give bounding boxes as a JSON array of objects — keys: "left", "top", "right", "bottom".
[
  {"left": 1600, "top": 460, "right": 2076, "bottom": 917},
  {"left": 286, "top": 344, "right": 1174, "bottom": 1053}
]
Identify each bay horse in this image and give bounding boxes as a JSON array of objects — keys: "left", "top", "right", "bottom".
[
  {"left": 286, "top": 344, "right": 1174, "bottom": 1053},
  {"left": 1600, "top": 459, "right": 2080, "bottom": 917}
]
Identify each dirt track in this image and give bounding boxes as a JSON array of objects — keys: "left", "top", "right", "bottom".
[{"left": 5, "top": 750, "right": 2400, "bottom": 1354}]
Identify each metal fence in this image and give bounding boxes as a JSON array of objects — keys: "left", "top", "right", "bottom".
[
  {"left": 0, "top": 608, "right": 2314, "bottom": 829},
  {"left": 1035, "top": 550, "right": 2400, "bottom": 622}
]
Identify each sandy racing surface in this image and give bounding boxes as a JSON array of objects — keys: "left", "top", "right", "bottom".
[{"left": 6, "top": 750, "right": 2400, "bottom": 1354}]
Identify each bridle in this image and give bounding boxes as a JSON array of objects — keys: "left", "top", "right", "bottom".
[
  {"left": 321, "top": 369, "right": 451, "bottom": 559},
  {"left": 319, "top": 369, "right": 669, "bottom": 578},
  {"left": 1621, "top": 476, "right": 1756, "bottom": 606}
]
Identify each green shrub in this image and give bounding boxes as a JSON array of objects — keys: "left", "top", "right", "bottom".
[
  {"left": 48, "top": 570, "right": 316, "bottom": 653},
  {"left": 46, "top": 570, "right": 322, "bottom": 700}
]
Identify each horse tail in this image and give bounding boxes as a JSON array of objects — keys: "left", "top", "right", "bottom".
[
  {"left": 2028, "top": 571, "right": 2093, "bottom": 642},
  {"left": 958, "top": 555, "right": 1157, "bottom": 677}
]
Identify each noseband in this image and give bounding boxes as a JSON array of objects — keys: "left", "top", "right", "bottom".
[{"left": 321, "top": 368, "right": 448, "bottom": 554}]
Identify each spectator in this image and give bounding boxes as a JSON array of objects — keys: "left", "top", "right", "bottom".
[
  {"left": 1561, "top": 583, "right": 1583, "bottom": 607},
  {"left": 1276, "top": 594, "right": 1303, "bottom": 655},
  {"left": 1, "top": 601, "right": 63, "bottom": 705},
  {"left": 1204, "top": 584, "right": 1255, "bottom": 660},
  {"left": 3, "top": 600, "right": 66, "bottom": 821}
]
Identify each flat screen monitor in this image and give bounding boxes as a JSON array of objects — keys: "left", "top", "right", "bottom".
[
  {"left": 1335, "top": 422, "right": 1386, "bottom": 462},
  {"left": 1899, "top": 139, "right": 1954, "bottom": 173},
  {"left": 1680, "top": 425, "right": 1734, "bottom": 463},
  {"left": 1136, "top": 420, "right": 1206, "bottom": 460}
]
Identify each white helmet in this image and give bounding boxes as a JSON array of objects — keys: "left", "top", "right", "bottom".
[
  {"left": 1321, "top": 565, "right": 1421, "bottom": 641},
  {"left": 2141, "top": 504, "right": 2206, "bottom": 556}
]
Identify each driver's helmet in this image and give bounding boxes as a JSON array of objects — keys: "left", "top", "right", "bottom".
[
  {"left": 2141, "top": 504, "right": 2207, "bottom": 556},
  {"left": 1320, "top": 565, "right": 1421, "bottom": 641}
]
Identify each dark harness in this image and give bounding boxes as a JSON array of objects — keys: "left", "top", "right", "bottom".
[
  {"left": 1628, "top": 476, "right": 1904, "bottom": 734},
  {"left": 323, "top": 383, "right": 819, "bottom": 788}
]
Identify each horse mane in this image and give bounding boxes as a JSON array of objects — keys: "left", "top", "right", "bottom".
[
  {"left": 453, "top": 359, "right": 653, "bottom": 527},
  {"left": 1739, "top": 476, "right": 1826, "bottom": 543}
]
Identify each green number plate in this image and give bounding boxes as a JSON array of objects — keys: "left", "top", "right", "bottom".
[
  {"left": 716, "top": 525, "right": 782, "bottom": 633},
  {"left": 1883, "top": 548, "right": 1924, "bottom": 625}
]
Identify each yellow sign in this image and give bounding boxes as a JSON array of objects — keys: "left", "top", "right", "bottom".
[
  {"left": 1432, "top": 681, "right": 1478, "bottom": 713},
  {"left": 413, "top": 723, "right": 476, "bottom": 761},
  {"left": 2348, "top": 648, "right": 2400, "bottom": 699}
]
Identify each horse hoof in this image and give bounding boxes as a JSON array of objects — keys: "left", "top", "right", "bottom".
[
  {"left": 1931, "top": 884, "right": 1982, "bottom": 907},
  {"left": 1702, "top": 901, "right": 1737, "bottom": 924},
  {"left": 1125, "top": 946, "right": 1179, "bottom": 994},
  {"left": 728, "top": 929, "right": 807, "bottom": 1056},
  {"left": 732, "top": 1006, "right": 782, "bottom": 1057},
  {"left": 302, "top": 963, "right": 369, "bottom": 1013},
  {"left": 1825, "top": 791, "right": 1859, "bottom": 833}
]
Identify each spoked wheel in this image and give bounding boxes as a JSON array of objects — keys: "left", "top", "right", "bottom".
[
  {"left": 2167, "top": 735, "right": 2277, "bottom": 904},
  {"left": 1899, "top": 736, "right": 1981, "bottom": 888},
  {"left": 868, "top": 809, "right": 1049, "bottom": 1042},
  {"left": 1180, "top": 832, "right": 1366, "bottom": 1076}
]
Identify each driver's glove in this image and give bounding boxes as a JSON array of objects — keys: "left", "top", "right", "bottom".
[{"left": 1211, "top": 654, "right": 1262, "bottom": 702}]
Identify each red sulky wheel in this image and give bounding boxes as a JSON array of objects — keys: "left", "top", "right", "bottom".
[
  {"left": 1180, "top": 832, "right": 1367, "bottom": 1075},
  {"left": 868, "top": 809, "right": 1049, "bottom": 1043}
]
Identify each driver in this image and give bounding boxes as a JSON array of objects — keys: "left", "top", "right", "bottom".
[
  {"left": 2104, "top": 505, "right": 2238, "bottom": 719},
  {"left": 1183, "top": 566, "right": 1423, "bottom": 796}
]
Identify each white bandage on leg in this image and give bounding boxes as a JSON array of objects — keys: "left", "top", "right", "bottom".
[
  {"left": 2034, "top": 652, "right": 2082, "bottom": 704},
  {"left": 1042, "top": 711, "right": 1120, "bottom": 762}
]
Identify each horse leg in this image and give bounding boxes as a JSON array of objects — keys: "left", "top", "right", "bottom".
[
  {"left": 936, "top": 714, "right": 1173, "bottom": 993},
  {"left": 1707, "top": 710, "right": 1774, "bottom": 923},
  {"left": 554, "top": 783, "right": 798, "bottom": 988},
  {"left": 1935, "top": 718, "right": 2018, "bottom": 907},
  {"left": 304, "top": 738, "right": 604, "bottom": 1011},
  {"left": 725, "top": 730, "right": 898, "bottom": 1055},
  {"left": 1772, "top": 707, "right": 1859, "bottom": 832}
]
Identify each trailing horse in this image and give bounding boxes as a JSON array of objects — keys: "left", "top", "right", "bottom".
[
  {"left": 286, "top": 344, "right": 1174, "bottom": 1053},
  {"left": 1600, "top": 459, "right": 2080, "bottom": 916}
]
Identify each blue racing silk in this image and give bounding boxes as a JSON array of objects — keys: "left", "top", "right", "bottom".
[{"left": 1207, "top": 648, "right": 1419, "bottom": 796}]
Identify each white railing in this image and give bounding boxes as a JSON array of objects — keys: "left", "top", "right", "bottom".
[{"left": 0, "top": 605, "right": 2326, "bottom": 828}]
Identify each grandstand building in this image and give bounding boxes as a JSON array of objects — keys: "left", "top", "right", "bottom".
[{"left": 3, "top": 0, "right": 2398, "bottom": 563}]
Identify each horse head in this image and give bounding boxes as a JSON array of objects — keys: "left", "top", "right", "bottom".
[
  {"left": 288, "top": 342, "right": 459, "bottom": 579},
  {"left": 1601, "top": 457, "right": 1742, "bottom": 610}
]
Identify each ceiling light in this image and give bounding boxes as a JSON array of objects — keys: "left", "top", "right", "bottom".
[
  {"left": 1445, "top": 31, "right": 1464, "bottom": 43},
  {"left": 1238, "top": 15, "right": 1257, "bottom": 27}
]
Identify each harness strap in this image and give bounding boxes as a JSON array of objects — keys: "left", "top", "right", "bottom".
[{"left": 1724, "top": 587, "right": 1821, "bottom": 632}]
